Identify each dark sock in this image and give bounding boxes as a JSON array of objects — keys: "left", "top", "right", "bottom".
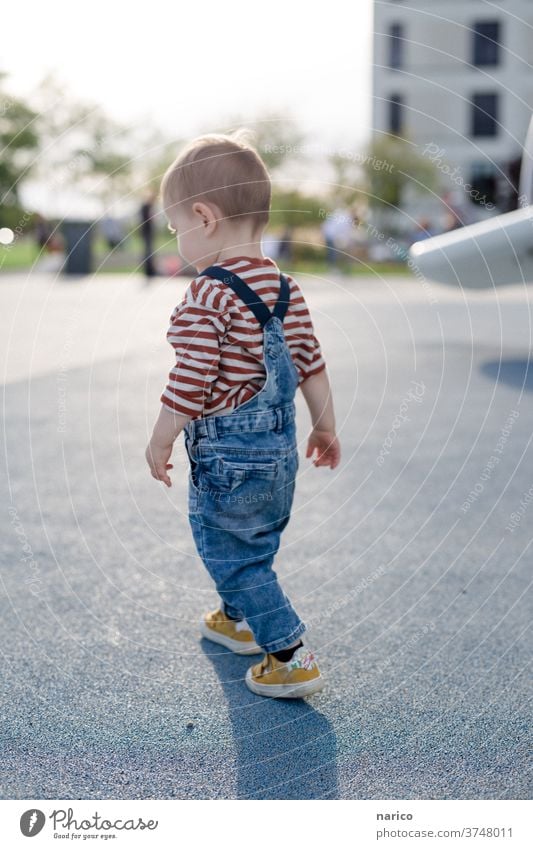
[
  {"left": 224, "top": 609, "right": 241, "bottom": 621},
  {"left": 272, "top": 639, "right": 303, "bottom": 662}
]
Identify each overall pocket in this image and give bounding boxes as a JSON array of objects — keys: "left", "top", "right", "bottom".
[
  {"left": 195, "top": 444, "right": 293, "bottom": 529},
  {"left": 198, "top": 455, "right": 279, "bottom": 495}
]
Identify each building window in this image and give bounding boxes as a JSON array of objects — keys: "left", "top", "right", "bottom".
[
  {"left": 472, "top": 21, "right": 501, "bottom": 66},
  {"left": 470, "top": 93, "right": 499, "bottom": 137},
  {"left": 388, "top": 94, "right": 403, "bottom": 135},
  {"left": 469, "top": 161, "right": 498, "bottom": 207},
  {"left": 388, "top": 23, "right": 404, "bottom": 69}
]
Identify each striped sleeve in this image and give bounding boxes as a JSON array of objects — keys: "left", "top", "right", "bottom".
[
  {"left": 160, "top": 277, "right": 232, "bottom": 416},
  {"left": 284, "top": 275, "right": 327, "bottom": 382},
  {"left": 292, "top": 331, "right": 327, "bottom": 382},
  {"left": 300, "top": 333, "right": 326, "bottom": 383}
]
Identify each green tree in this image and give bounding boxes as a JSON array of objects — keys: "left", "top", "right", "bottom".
[
  {"left": 363, "top": 132, "right": 439, "bottom": 212},
  {"left": 327, "top": 150, "right": 367, "bottom": 208},
  {"left": 0, "top": 71, "right": 39, "bottom": 207},
  {"left": 270, "top": 188, "right": 327, "bottom": 228}
]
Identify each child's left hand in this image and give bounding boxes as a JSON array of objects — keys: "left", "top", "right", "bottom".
[{"left": 145, "top": 439, "right": 174, "bottom": 487}]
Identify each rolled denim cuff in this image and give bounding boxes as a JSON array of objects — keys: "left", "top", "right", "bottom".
[{"left": 259, "top": 620, "right": 307, "bottom": 654}]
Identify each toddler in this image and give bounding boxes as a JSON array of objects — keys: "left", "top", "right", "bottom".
[{"left": 145, "top": 130, "right": 340, "bottom": 698}]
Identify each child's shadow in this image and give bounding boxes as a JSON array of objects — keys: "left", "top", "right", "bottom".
[{"left": 201, "top": 639, "right": 339, "bottom": 799}]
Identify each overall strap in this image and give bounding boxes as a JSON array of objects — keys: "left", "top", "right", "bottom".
[
  {"left": 272, "top": 272, "right": 290, "bottom": 322},
  {"left": 200, "top": 265, "right": 291, "bottom": 329}
]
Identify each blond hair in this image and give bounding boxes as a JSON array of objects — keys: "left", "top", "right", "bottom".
[{"left": 160, "top": 129, "right": 271, "bottom": 233}]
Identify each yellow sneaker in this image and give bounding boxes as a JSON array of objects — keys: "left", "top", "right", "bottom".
[
  {"left": 200, "top": 608, "right": 263, "bottom": 655},
  {"left": 245, "top": 645, "right": 324, "bottom": 698}
]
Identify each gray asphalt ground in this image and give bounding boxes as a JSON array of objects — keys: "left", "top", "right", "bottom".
[{"left": 1, "top": 268, "right": 531, "bottom": 800}]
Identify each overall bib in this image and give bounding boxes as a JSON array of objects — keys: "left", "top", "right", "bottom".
[{"left": 183, "top": 265, "right": 307, "bottom": 653}]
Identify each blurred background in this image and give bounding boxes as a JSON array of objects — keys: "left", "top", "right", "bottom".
[{"left": 2, "top": 0, "right": 528, "bottom": 278}]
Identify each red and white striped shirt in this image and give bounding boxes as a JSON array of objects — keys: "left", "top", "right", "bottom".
[{"left": 160, "top": 255, "right": 326, "bottom": 418}]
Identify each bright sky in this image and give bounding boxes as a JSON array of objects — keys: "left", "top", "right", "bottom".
[{"left": 2, "top": 0, "right": 374, "bottom": 149}]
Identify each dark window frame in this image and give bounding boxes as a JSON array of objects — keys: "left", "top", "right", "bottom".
[
  {"left": 388, "top": 22, "right": 404, "bottom": 69},
  {"left": 472, "top": 20, "right": 501, "bottom": 67},
  {"left": 470, "top": 92, "right": 499, "bottom": 137},
  {"left": 389, "top": 93, "right": 403, "bottom": 135}
]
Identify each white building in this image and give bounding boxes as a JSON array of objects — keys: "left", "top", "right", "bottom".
[{"left": 372, "top": 0, "right": 533, "bottom": 224}]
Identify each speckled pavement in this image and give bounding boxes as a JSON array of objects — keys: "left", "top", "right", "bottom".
[{"left": 1, "top": 270, "right": 531, "bottom": 799}]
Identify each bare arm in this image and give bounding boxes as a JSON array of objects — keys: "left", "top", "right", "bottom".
[
  {"left": 299, "top": 369, "right": 341, "bottom": 469},
  {"left": 145, "top": 405, "right": 191, "bottom": 487},
  {"left": 300, "top": 368, "right": 336, "bottom": 431}
]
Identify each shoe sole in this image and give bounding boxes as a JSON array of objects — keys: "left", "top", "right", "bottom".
[
  {"left": 244, "top": 667, "right": 325, "bottom": 698},
  {"left": 200, "top": 620, "right": 263, "bottom": 655}
]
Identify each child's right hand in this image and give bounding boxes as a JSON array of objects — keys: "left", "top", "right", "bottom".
[{"left": 306, "top": 429, "right": 341, "bottom": 469}]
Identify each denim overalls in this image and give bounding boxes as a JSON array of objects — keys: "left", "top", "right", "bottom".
[{"left": 183, "top": 265, "right": 307, "bottom": 653}]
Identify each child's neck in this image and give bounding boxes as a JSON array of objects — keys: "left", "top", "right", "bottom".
[{"left": 215, "top": 233, "right": 265, "bottom": 264}]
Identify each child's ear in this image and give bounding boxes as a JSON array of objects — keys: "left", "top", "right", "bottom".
[{"left": 192, "top": 201, "right": 221, "bottom": 231}]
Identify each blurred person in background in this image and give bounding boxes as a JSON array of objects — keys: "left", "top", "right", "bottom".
[
  {"left": 321, "top": 206, "right": 354, "bottom": 267},
  {"left": 140, "top": 187, "right": 158, "bottom": 280},
  {"left": 101, "top": 214, "right": 124, "bottom": 250},
  {"left": 277, "top": 225, "right": 294, "bottom": 263},
  {"left": 34, "top": 212, "right": 52, "bottom": 251},
  {"left": 410, "top": 216, "right": 437, "bottom": 244}
]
